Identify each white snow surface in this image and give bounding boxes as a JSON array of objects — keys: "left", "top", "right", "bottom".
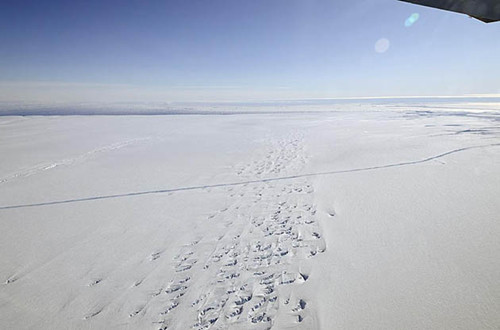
[{"left": 0, "top": 107, "right": 499, "bottom": 329}]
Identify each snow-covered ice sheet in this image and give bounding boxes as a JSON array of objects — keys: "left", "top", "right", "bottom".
[{"left": 0, "top": 108, "right": 499, "bottom": 329}]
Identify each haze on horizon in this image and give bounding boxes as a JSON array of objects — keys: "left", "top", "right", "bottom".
[{"left": 1, "top": 0, "right": 500, "bottom": 104}]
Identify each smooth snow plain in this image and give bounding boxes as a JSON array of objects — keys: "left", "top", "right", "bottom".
[{"left": 0, "top": 105, "right": 499, "bottom": 330}]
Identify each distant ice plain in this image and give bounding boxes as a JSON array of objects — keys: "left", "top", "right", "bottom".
[{"left": 1, "top": 102, "right": 499, "bottom": 329}]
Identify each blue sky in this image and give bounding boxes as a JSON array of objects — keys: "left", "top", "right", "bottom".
[{"left": 1, "top": 0, "right": 499, "bottom": 102}]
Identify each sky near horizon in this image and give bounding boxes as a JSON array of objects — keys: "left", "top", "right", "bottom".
[{"left": 1, "top": 0, "right": 500, "bottom": 103}]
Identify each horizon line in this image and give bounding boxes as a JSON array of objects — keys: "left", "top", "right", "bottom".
[{"left": 1, "top": 94, "right": 500, "bottom": 107}]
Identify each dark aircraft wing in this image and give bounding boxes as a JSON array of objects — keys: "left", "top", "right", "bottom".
[{"left": 399, "top": 0, "right": 500, "bottom": 23}]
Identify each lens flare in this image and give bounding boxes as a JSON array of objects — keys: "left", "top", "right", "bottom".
[
  {"left": 405, "top": 13, "right": 420, "bottom": 27},
  {"left": 374, "top": 38, "right": 390, "bottom": 53}
]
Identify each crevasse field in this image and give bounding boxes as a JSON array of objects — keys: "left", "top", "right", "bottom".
[{"left": 1, "top": 103, "right": 499, "bottom": 329}]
